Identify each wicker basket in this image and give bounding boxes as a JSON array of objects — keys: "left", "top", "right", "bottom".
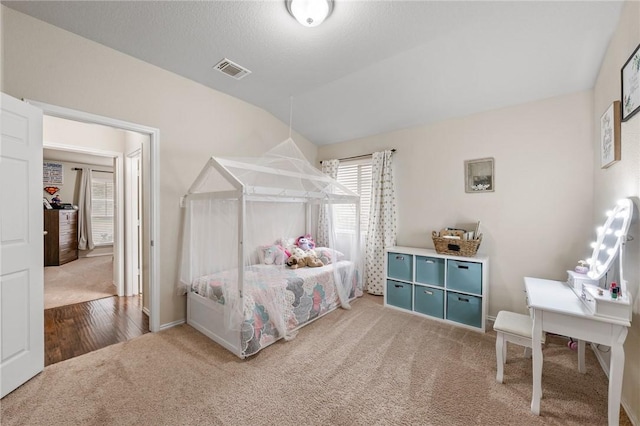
[{"left": 432, "top": 231, "right": 482, "bottom": 257}]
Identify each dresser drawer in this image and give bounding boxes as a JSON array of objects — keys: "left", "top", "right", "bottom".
[
  {"left": 386, "top": 280, "right": 412, "bottom": 310},
  {"left": 447, "top": 260, "right": 482, "bottom": 294},
  {"left": 414, "top": 286, "right": 444, "bottom": 318},
  {"left": 59, "top": 210, "right": 77, "bottom": 224},
  {"left": 387, "top": 252, "right": 412, "bottom": 281},
  {"left": 446, "top": 292, "right": 482, "bottom": 328},
  {"left": 59, "top": 222, "right": 77, "bottom": 232},
  {"left": 415, "top": 256, "right": 444, "bottom": 287},
  {"left": 59, "top": 229, "right": 77, "bottom": 239},
  {"left": 59, "top": 237, "right": 77, "bottom": 250}
]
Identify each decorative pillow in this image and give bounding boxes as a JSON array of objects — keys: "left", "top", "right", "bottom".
[
  {"left": 314, "top": 247, "right": 345, "bottom": 265},
  {"left": 275, "top": 237, "right": 297, "bottom": 253}
]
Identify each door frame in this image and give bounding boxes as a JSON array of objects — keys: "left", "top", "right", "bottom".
[
  {"left": 125, "top": 148, "right": 142, "bottom": 298},
  {"left": 28, "top": 100, "right": 161, "bottom": 333}
]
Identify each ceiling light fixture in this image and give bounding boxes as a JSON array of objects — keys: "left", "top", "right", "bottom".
[{"left": 286, "top": 0, "right": 334, "bottom": 28}]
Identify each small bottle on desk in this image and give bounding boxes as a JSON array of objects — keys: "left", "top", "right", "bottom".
[{"left": 610, "top": 282, "right": 618, "bottom": 299}]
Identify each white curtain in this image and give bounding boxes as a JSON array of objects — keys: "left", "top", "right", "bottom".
[
  {"left": 365, "top": 150, "right": 397, "bottom": 295},
  {"left": 316, "top": 159, "right": 339, "bottom": 248},
  {"left": 78, "top": 167, "right": 95, "bottom": 250}
]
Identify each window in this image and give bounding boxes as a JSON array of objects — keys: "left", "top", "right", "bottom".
[
  {"left": 335, "top": 159, "right": 372, "bottom": 235},
  {"left": 91, "top": 174, "right": 114, "bottom": 245}
]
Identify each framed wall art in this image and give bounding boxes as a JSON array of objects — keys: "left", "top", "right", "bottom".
[
  {"left": 621, "top": 43, "right": 640, "bottom": 122},
  {"left": 600, "top": 101, "right": 621, "bottom": 169},
  {"left": 43, "top": 161, "right": 64, "bottom": 184},
  {"left": 464, "top": 157, "right": 494, "bottom": 193}
]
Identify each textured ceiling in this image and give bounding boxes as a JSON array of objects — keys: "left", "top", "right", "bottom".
[{"left": 3, "top": 1, "right": 624, "bottom": 145}]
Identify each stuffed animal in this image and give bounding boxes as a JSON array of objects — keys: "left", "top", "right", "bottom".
[
  {"left": 296, "top": 234, "right": 316, "bottom": 251},
  {"left": 286, "top": 248, "right": 323, "bottom": 269},
  {"left": 263, "top": 245, "right": 288, "bottom": 265}
]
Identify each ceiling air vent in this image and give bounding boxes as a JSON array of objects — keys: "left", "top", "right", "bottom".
[{"left": 213, "top": 58, "right": 251, "bottom": 80}]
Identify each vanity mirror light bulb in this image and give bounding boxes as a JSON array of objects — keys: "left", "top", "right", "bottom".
[
  {"left": 597, "top": 265, "right": 605, "bottom": 272},
  {"left": 600, "top": 244, "right": 606, "bottom": 250},
  {"left": 585, "top": 258, "right": 593, "bottom": 265},
  {"left": 606, "top": 210, "right": 614, "bottom": 217},
  {"left": 615, "top": 230, "right": 623, "bottom": 237},
  {"left": 590, "top": 242, "right": 598, "bottom": 249},
  {"left": 597, "top": 226, "right": 604, "bottom": 234}
]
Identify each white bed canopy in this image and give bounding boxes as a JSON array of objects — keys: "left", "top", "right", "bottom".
[{"left": 178, "top": 139, "right": 363, "bottom": 351}]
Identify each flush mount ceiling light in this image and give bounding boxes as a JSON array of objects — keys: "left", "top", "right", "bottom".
[{"left": 286, "top": 0, "right": 334, "bottom": 27}]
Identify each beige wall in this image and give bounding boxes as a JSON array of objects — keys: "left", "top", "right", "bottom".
[
  {"left": 1, "top": 6, "right": 317, "bottom": 325},
  {"left": 592, "top": 1, "right": 640, "bottom": 422},
  {"left": 319, "top": 90, "right": 595, "bottom": 317},
  {"left": 44, "top": 115, "right": 126, "bottom": 152}
]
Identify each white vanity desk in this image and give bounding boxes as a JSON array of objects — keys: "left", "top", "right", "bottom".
[{"left": 524, "top": 276, "right": 630, "bottom": 426}]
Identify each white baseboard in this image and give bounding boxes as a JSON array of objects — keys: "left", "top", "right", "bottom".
[
  {"left": 590, "top": 343, "right": 637, "bottom": 425},
  {"left": 142, "top": 306, "right": 150, "bottom": 316},
  {"left": 159, "top": 319, "right": 185, "bottom": 331},
  {"left": 81, "top": 252, "right": 113, "bottom": 258}
]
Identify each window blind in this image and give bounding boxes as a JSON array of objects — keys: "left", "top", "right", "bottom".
[
  {"left": 335, "top": 159, "right": 372, "bottom": 235},
  {"left": 91, "top": 176, "right": 114, "bottom": 245}
]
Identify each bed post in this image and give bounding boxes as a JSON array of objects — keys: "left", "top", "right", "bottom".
[
  {"left": 238, "top": 191, "right": 245, "bottom": 299},
  {"left": 355, "top": 198, "right": 361, "bottom": 252}
]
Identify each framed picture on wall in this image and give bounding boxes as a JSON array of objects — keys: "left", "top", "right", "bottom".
[
  {"left": 600, "top": 101, "right": 621, "bottom": 169},
  {"left": 43, "top": 161, "right": 64, "bottom": 184},
  {"left": 464, "top": 157, "right": 494, "bottom": 193},
  {"left": 621, "top": 43, "right": 640, "bottom": 122}
]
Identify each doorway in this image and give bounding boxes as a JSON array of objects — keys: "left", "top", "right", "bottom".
[
  {"left": 41, "top": 116, "right": 151, "bottom": 365},
  {"left": 43, "top": 146, "right": 118, "bottom": 310},
  {"left": 27, "top": 100, "right": 160, "bottom": 332}
]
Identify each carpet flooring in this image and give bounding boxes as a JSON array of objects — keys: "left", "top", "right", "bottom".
[
  {"left": 44, "top": 256, "right": 116, "bottom": 309},
  {"left": 1, "top": 295, "right": 629, "bottom": 425}
]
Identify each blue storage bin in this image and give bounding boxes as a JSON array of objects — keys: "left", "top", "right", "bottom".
[
  {"left": 415, "top": 256, "right": 444, "bottom": 287},
  {"left": 447, "top": 260, "right": 482, "bottom": 294},
  {"left": 386, "top": 279, "right": 412, "bottom": 310},
  {"left": 446, "top": 292, "right": 482, "bottom": 328},
  {"left": 414, "top": 286, "right": 444, "bottom": 318},
  {"left": 387, "top": 252, "right": 413, "bottom": 282}
]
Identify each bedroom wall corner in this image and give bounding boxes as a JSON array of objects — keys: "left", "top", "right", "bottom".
[{"left": 592, "top": 0, "right": 640, "bottom": 422}]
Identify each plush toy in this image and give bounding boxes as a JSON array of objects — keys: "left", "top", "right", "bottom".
[
  {"left": 286, "top": 248, "right": 323, "bottom": 269},
  {"left": 263, "top": 245, "right": 289, "bottom": 265},
  {"left": 296, "top": 234, "right": 316, "bottom": 251}
]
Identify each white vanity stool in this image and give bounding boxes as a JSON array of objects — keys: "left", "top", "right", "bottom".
[
  {"left": 494, "top": 310, "right": 587, "bottom": 384},
  {"left": 494, "top": 310, "right": 545, "bottom": 383}
]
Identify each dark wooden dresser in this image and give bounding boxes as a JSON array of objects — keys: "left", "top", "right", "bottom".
[{"left": 44, "top": 209, "right": 78, "bottom": 266}]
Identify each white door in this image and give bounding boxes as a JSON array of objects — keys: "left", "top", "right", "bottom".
[{"left": 0, "top": 93, "right": 44, "bottom": 398}]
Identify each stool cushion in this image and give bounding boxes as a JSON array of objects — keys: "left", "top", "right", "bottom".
[{"left": 494, "top": 311, "right": 533, "bottom": 338}]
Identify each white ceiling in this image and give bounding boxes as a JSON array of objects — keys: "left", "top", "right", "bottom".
[{"left": 3, "top": 1, "right": 624, "bottom": 145}]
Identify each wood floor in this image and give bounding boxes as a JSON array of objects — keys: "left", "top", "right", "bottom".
[{"left": 44, "top": 295, "right": 149, "bottom": 366}]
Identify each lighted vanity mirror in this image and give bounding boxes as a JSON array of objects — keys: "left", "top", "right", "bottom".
[{"left": 587, "top": 198, "right": 634, "bottom": 282}]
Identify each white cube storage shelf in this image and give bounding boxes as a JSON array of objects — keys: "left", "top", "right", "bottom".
[{"left": 385, "top": 246, "right": 489, "bottom": 332}]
